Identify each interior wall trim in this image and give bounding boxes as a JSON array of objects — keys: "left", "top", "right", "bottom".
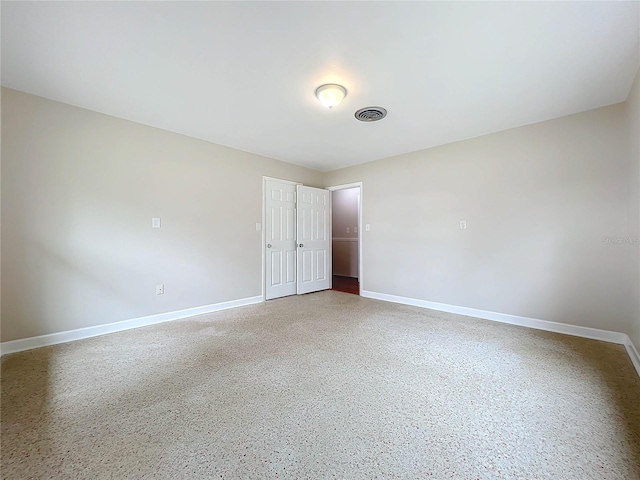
[
  {"left": 624, "top": 336, "right": 640, "bottom": 377},
  {"left": 0, "top": 295, "right": 264, "bottom": 356},
  {"left": 361, "top": 289, "right": 640, "bottom": 377}
]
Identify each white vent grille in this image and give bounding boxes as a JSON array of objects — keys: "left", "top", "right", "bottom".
[{"left": 355, "top": 107, "right": 387, "bottom": 122}]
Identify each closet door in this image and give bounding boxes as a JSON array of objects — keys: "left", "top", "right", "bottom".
[
  {"left": 265, "top": 179, "right": 297, "bottom": 300},
  {"left": 296, "top": 185, "right": 332, "bottom": 294}
]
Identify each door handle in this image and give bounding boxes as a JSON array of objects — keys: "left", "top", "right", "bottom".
[
  {"left": 267, "top": 244, "right": 272, "bottom": 248},
  {"left": 298, "top": 244, "right": 304, "bottom": 248}
]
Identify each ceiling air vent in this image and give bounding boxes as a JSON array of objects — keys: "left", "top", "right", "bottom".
[{"left": 354, "top": 106, "right": 387, "bottom": 122}]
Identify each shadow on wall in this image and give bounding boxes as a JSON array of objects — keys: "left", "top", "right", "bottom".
[
  {"left": 3, "top": 238, "right": 141, "bottom": 341},
  {"left": 2, "top": 187, "right": 255, "bottom": 342}
]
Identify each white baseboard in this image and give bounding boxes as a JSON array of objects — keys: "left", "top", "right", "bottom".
[
  {"left": 624, "top": 337, "right": 640, "bottom": 377},
  {"left": 4, "top": 290, "right": 639, "bottom": 378},
  {"left": 361, "top": 290, "right": 640, "bottom": 377},
  {"left": 0, "top": 295, "right": 263, "bottom": 356}
]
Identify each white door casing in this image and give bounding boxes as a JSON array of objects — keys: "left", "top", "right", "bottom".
[
  {"left": 265, "top": 179, "right": 297, "bottom": 300},
  {"left": 296, "top": 185, "right": 332, "bottom": 294},
  {"left": 327, "top": 182, "right": 363, "bottom": 292}
]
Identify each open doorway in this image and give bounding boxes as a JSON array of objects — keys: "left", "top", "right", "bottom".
[{"left": 329, "top": 184, "right": 362, "bottom": 295}]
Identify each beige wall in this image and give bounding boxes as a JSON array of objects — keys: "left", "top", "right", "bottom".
[
  {"left": 325, "top": 102, "right": 636, "bottom": 335},
  {"left": 332, "top": 188, "right": 359, "bottom": 277},
  {"left": 2, "top": 84, "right": 639, "bottom": 345},
  {"left": 1, "top": 88, "right": 322, "bottom": 342},
  {"left": 625, "top": 68, "right": 640, "bottom": 351}
]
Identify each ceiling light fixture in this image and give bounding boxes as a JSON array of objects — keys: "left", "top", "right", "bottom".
[{"left": 315, "top": 84, "right": 347, "bottom": 109}]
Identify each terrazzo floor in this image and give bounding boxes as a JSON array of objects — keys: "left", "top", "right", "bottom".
[{"left": 2, "top": 291, "right": 639, "bottom": 479}]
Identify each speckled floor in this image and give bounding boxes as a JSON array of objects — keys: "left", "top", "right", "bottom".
[{"left": 2, "top": 291, "right": 640, "bottom": 479}]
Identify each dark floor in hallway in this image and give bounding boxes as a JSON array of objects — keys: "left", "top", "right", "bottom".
[{"left": 332, "top": 275, "right": 359, "bottom": 295}]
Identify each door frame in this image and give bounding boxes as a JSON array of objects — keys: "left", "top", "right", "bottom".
[
  {"left": 326, "top": 182, "right": 364, "bottom": 293},
  {"left": 262, "top": 176, "right": 301, "bottom": 301}
]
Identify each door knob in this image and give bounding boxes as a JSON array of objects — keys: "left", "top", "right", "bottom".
[
  {"left": 267, "top": 244, "right": 272, "bottom": 248},
  {"left": 299, "top": 244, "right": 304, "bottom": 247}
]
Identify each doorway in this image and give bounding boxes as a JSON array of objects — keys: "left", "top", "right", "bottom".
[{"left": 328, "top": 183, "right": 363, "bottom": 296}]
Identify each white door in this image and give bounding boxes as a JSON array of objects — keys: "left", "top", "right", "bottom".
[
  {"left": 265, "top": 180, "right": 298, "bottom": 300},
  {"left": 296, "top": 185, "right": 332, "bottom": 294}
]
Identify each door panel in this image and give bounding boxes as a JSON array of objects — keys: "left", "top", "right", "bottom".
[
  {"left": 296, "top": 185, "right": 332, "bottom": 294},
  {"left": 265, "top": 180, "right": 297, "bottom": 300},
  {"left": 316, "top": 250, "right": 326, "bottom": 280}
]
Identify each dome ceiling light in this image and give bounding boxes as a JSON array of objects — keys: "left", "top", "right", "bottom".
[{"left": 315, "top": 84, "right": 347, "bottom": 109}]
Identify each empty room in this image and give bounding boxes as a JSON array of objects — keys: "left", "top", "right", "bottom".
[{"left": 1, "top": 1, "right": 639, "bottom": 479}]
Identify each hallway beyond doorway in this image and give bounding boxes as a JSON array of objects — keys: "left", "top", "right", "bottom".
[{"left": 332, "top": 275, "right": 359, "bottom": 295}]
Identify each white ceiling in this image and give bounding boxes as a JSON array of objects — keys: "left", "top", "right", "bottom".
[{"left": 2, "top": 2, "right": 639, "bottom": 171}]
